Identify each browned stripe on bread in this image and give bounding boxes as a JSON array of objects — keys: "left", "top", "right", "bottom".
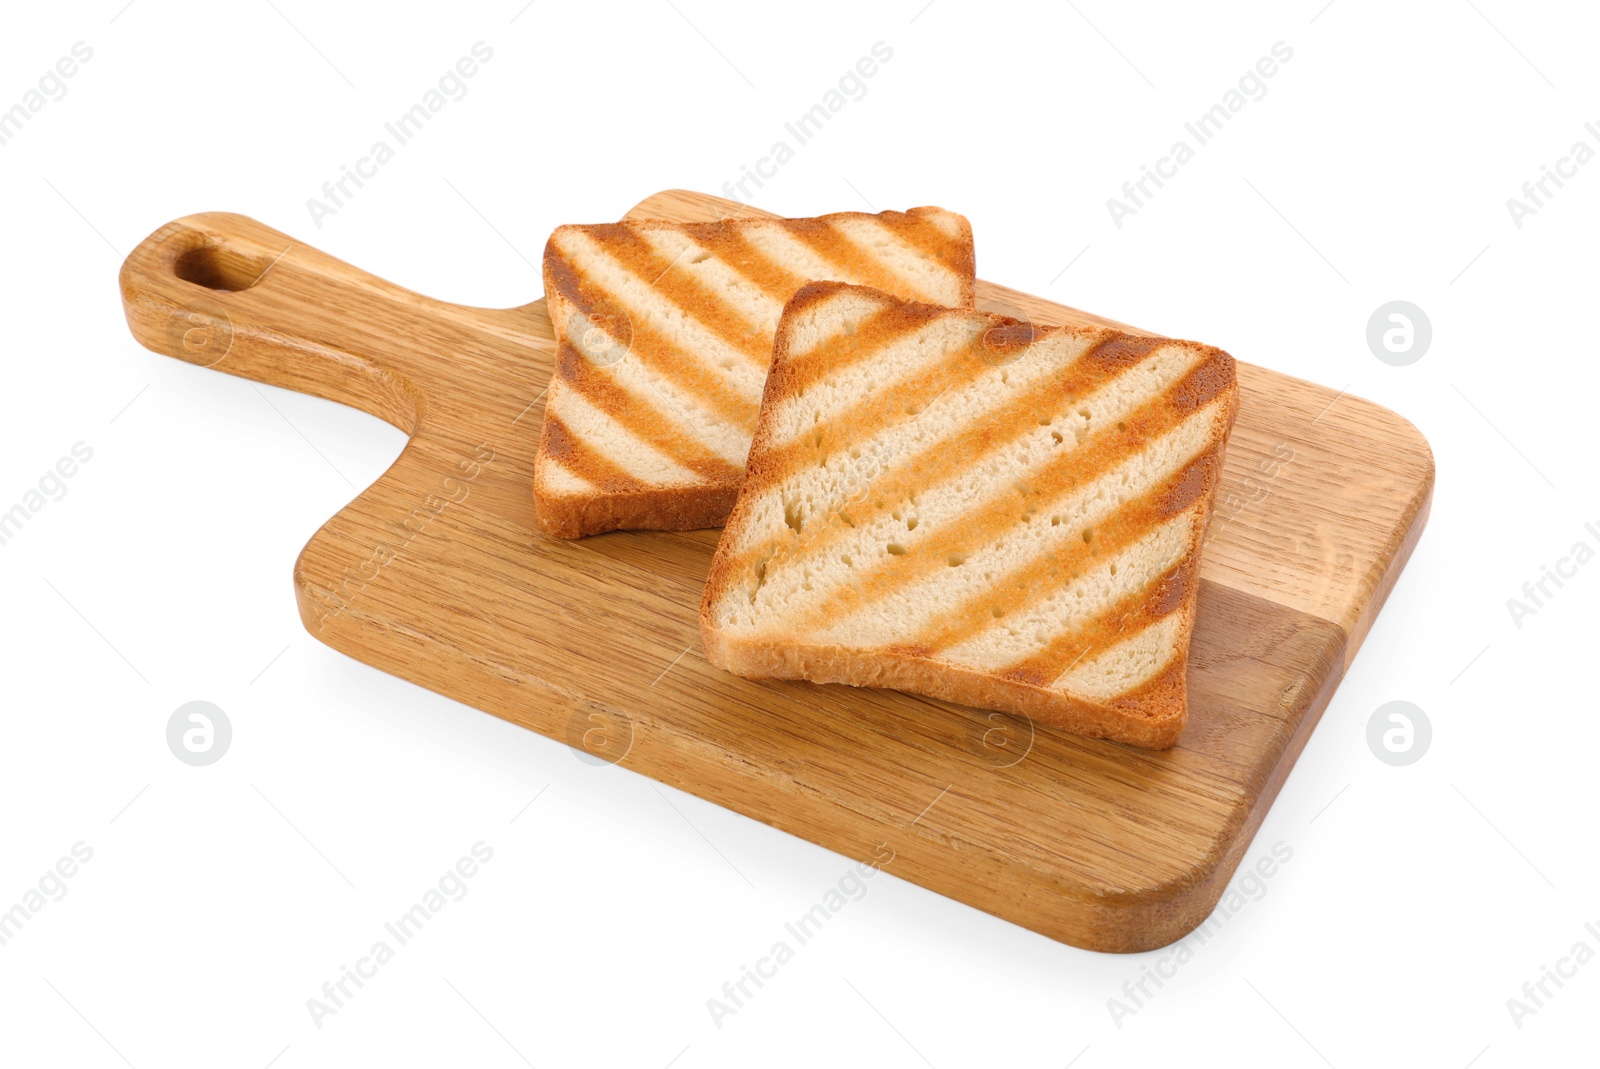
[
  {"left": 782, "top": 216, "right": 931, "bottom": 300},
  {"left": 763, "top": 296, "right": 959, "bottom": 420},
  {"left": 900, "top": 452, "right": 1223, "bottom": 659},
  {"left": 538, "top": 412, "right": 644, "bottom": 494},
  {"left": 557, "top": 342, "right": 744, "bottom": 483},
  {"left": 785, "top": 351, "right": 1234, "bottom": 631},
  {"left": 886, "top": 209, "right": 976, "bottom": 302},
  {"left": 1081, "top": 332, "right": 1169, "bottom": 373},
  {"left": 735, "top": 329, "right": 1169, "bottom": 579},
  {"left": 984, "top": 453, "right": 1222, "bottom": 687},
  {"left": 545, "top": 237, "right": 598, "bottom": 310},
  {"left": 546, "top": 248, "right": 759, "bottom": 431},
  {"left": 759, "top": 317, "right": 985, "bottom": 483},
  {"left": 996, "top": 553, "right": 1201, "bottom": 689},
  {"left": 580, "top": 224, "right": 770, "bottom": 365},
  {"left": 1100, "top": 642, "right": 1189, "bottom": 719},
  {"left": 680, "top": 223, "right": 814, "bottom": 303}
]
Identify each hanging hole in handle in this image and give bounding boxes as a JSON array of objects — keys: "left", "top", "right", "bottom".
[{"left": 173, "top": 243, "right": 275, "bottom": 291}]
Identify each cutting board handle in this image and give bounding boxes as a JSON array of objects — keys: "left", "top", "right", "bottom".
[{"left": 119, "top": 212, "right": 436, "bottom": 434}]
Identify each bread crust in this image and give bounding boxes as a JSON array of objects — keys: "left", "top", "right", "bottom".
[
  {"left": 533, "top": 209, "right": 974, "bottom": 538},
  {"left": 535, "top": 480, "right": 740, "bottom": 539},
  {"left": 699, "top": 281, "right": 1240, "bottom": 749}
]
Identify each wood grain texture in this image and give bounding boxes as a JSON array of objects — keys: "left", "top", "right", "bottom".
[{"left": 117, "top": 190, "right": 1433, "bottom": 952}]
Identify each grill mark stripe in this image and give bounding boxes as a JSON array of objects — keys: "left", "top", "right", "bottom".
[
  {"left": 759, "top": 325, "right": 989, "bottom": 481},
  {"left": 548, "top": 248, "right": 759, "bottom": 431},
  {"left": 1085, "top": 627, "right": 1187, "bottom": 710},
  {"left": 889, "top": 212, "right": 972, "bottom": 285},
  {"left": 907, "top": 452, "right": 1221, "bottom": 657},
  {"left": 773, "top": 299, "right": 943, "bottom": 400},
  {"left": 785, "top": 218, "right": 932, "bottom": 301},
  {"left": 539, "top": 412, "right": 644, "bottom": 493},
  {"left": 785, "top": 354, "right": 1232, "bottom": 633},
  {"left": 635, "top": 227, "right": 788, "bottom": 335},
  {"left": 548, "top": 239, "right": 763, "bottom": 413},
  {"left": 832, "top": 215, "right": 967, "bottom": 304},
  {"left": 732, "top": 331, "right": 1173, "bottom": 581},
  {"left": 582, "top": 225, "right": 770, "bottom": 365},
  {"left": 1002, "top": 554, "right": 1200, "bottom": 687},
  {"left": 681, "top": 225, "right": 814, "bottom": 303},
  {"left": 557, "top": 342, "right": 744, "bottom": 483}
]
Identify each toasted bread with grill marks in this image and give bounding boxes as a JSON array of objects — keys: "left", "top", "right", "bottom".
[
  {"left": 699, "top": 282, "right": 1240, "bottom": 749},
  {"left": 535, "top": 209, "right": 975, "bottom": 538}
]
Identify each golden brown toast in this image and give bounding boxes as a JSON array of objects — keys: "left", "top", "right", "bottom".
[
  {"left": 700, "top": 282, "right": 1239, "bottom": 749},
  {"left": 535, "top": 209, "right": 975, "bottom": 537}
]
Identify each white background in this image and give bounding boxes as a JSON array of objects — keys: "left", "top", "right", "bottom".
[{"left": 2, "top": 1, "right": 1597, "bottom": 1066}]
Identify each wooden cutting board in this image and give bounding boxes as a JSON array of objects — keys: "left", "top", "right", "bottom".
[{"left": 118, "top": 189, "right": 1433, "bottom": 953}]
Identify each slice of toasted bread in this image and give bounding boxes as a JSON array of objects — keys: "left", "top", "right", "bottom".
[
  {"left": 699, "top": 282, "right": 1240, "bottom": 749},
  {"left": 534, "top": 208, "right": 975, "bottom": 537}
]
